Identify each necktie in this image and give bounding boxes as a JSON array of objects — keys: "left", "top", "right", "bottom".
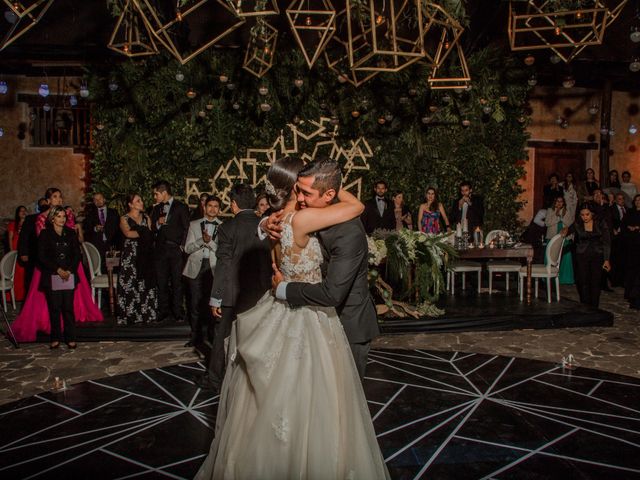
[
  {"left": 377, "top": 198, "right": 384, "bottom": 216},
  {"left": 98, "top": 208, "right": 105, "bottom": 225}
]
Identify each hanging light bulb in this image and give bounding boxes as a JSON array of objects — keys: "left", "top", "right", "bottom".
[
  {"left": 108, "top": 80, "right": 118, "bottom": 92},
  {"left": 461, "top": 119, "right": 471, "bottom": 127},
  {"left": 79, "top": 82, "right": 89, "bottom": 98},
  {"left": 609, "top": 128, "right": 616, "bottom": 136},
  {"left": 562, "top": 76, "right": 575, "bottom": 88},
  {"left": 96, "top": 123, "right": 105, "bottom": 131},
  {"left": 377, "top": 116, "right": 386, "bottom": 125},
  {"left": 550, "top": 54, "right": 562, "bottom": 64},
  {"left": 219, "top": 74, "right": 229, "bottom": 83},
  {"left": 294, "top": 78, "right": 304, "bottom": 88},
  {"left": 186, "top": 87, "right": 196, "bottom": 99},
  {"left": 260, "top": 102, "right": 272, "bottom": 112},
  {"left": 630, "top": 58, "right": 640, "bottom": 73},
  {"left": 421, "top": 115, "right": 430, "bottom": 124},
  {"left": 43, "top": 103, "right": 51, "bottom": 112},
  {"left": 175, "top": 72, "right": 185, "bottom": 82},
  {"left": 630, "top": 26, "right": 640, "bottom": 43},
  {"left": 629, "top": 124, "right": 638, "bottom": 135},
  {"left": 527, "top": 74, "right": 537, "bottom": 86},
  {"left": 482, "top": 105, "right": 493, "bottom": 114},
  {"left": 555, "top": 115, "right": 564, "bottom": 125},
  {"left": 259, "top": 85, "right": 268, "bottom": 96},
  {"left": 198, "top": 110, "right": 206, "bottom": 118},
  {"left": 524, "top": 55, "right": 535, "bottom": 66},
  {"left": 233, "top": 102, "right": 240, "bottom": 110},
  {"left": 176, "top": 10, "right": 183, "bottom": 21},
  {"left": 0, "top": 81, "right": 7, "bottom": 95},
  {"left": 0, "top": 127, "right": 4, "bottom": 137},
  {"left": 351, "top": 110, "right": 360, "bottom": 118},
  {"left": 588, "top": 104, "right": 599, "bottom": 115},
  {"left": 38, "top": 83, "right": 49, "bottom": 97},
  {"left": 69, "top": 95, "right": 78, "bottom": 107},
  {"left": 305, "top": 16, "right": 312, "bottom": 26},
  {"left": 123, "top": 43, "right": 130, "bottom": 53},
  {"left": 554, "top": 25, "right": 562, "bottom": 36},
  {"left": 375, "top": 15, "right": 384, "bottom": 25}
]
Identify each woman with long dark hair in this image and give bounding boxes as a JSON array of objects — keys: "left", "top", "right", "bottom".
[
  {"left": 12, "top": 188, "right": 103, "bottom": 343},
  {"left": 578, "top": 168, "right": 599, "bottom": 203},
  {"left": 418, "top": 187, "right": 450, "bottom": 233},
  {"left": 38, "top": 206, "right": 81, "bottom": 349},
  {"left": 563, "top": 202, "right": 611, "bottom": 307},
  {"left": 392, "top": 191, "right": 412, "bottom": 230},
  {"left": 623, "top": 194, "right": 640, "bottom": 309},
  {"left": 609, "top": 169, "right": 621, "bottom": 189},
  {"left": 7, "top": 205, "right": 27, "bottom": 301}
]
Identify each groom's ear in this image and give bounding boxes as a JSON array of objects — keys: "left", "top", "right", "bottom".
[{"left": 322, "top": 188, "right": 337, "bottom": 203}]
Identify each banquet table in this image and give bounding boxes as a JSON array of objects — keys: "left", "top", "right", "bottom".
[{"left": 456, "top": 244, "right": 535, "bottom": 304}]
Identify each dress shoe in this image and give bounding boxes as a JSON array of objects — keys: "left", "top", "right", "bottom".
[
  {"left": 50, "top": 341, "right": 60, "bottom": 349},
  {"left": 66, "top": 342, "right": 77, "bottom": 350}
]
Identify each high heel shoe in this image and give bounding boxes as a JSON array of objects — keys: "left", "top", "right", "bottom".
[
  {"left": 50, "top": 341, "right": 60, "bottom": 349},
  {"left": 66, "top": 342, "right": 77, "bottom": 350}
]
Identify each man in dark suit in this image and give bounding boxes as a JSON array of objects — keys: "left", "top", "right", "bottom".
[
  {"left": 360, "top": 180, "right": 396, "bottom": 234},
  {"left": 150, "top": 180, "right": 191, "bottom": 323},
  {"left": 18, "top": 197, "right": 48, "bottom": 292},
  {"left": 269, "top": 159, "right": 380, "bottom": 379},
  {"left": 201, "top": 184, "right": 271, "bottom": 389},
  {"left": 83, "top": 192, "right": 120, "bottom": 270},
  {"left": 610, "top": 192, "right": 627, "bottom": 287},
  {"left": 449, "top": 180, "right": 484, "bottom": 232}
]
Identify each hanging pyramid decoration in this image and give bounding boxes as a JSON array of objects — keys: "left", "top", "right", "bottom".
[
  {"left": 507, "top": 0, "right": 626, "bottom": 62},
  {"left": 1, "top": 0, "right": 53, "bottom": 51},
  {"left": 421, "top": 1, "right": 465, "bottom": 68},
  {"left": 545, "top": 0, "right": 628, "bottom": 62},
  {"left": 108, "top": 0, "right": 158, "bottom": 57},
  {"left": 224, "top": 0, "right": 279, "bottom": 17},
  {"left": 134, "top": 0, "right": 245, "bottom": 64},
  {"left": 428, "top": 41, "right": 471, "bottom": 90},
  {"left": 243, "top": 18, "right": 278, "bottom": 78},
  {"left": 345, "top": 0, "right": 426, "bottom": 73},
  {"left": 324, "top": 9, "right": 379, "bottom": 86},
  {"left": 286, "top": 0, "right": 336, "bottom": 68}
]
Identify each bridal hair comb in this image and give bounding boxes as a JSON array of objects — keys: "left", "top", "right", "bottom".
[{"left": 264, "top": 179, "right": 277, "bottom": 196}]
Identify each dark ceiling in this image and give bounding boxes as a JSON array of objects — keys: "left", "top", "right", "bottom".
[{"left": 1, "top": 0, "right": 639, "bottom": 90}]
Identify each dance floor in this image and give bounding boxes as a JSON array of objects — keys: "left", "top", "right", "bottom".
[{"left": 1, "top": 349, "right": 639, "bottom": 479}]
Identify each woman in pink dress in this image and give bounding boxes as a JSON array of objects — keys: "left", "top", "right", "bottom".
[{"left": 12, "top": 188, "right": 103, "bottom": 343}]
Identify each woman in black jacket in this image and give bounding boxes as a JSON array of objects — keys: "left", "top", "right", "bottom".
[
  {"left": 562, "top": 203, "right": 611, "bottom": 308},
  {"left": 623, "top": 194, "right": 640, "bottom": 309},
  {"left": 38, "top": 206, "right": 81, "bottom": 349}
]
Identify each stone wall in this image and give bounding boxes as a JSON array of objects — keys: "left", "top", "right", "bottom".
[{"left": 0, "top": 75, "right": 87, "bottom": 221}]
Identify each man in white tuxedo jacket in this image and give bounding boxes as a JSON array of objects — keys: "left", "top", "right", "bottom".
[{"left": 183, "top": 195, "right": 223, "bottom": 348}]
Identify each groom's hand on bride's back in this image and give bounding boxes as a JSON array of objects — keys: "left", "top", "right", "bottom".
[
  {"left": 271, "top": 263, "right": 284, "bottom": 293},
  {"left": 260, "top": 211, "right": 285, "bottom": 240}
]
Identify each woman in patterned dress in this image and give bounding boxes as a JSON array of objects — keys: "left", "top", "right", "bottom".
[
  {"left": 418, "top": 186, "right": 450, "bottom": 234},
  {"left": 116, "top": 193, "right": 158, "bottom": 325}
]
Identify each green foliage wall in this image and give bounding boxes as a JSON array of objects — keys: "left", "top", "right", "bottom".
[{"left": 89, "top": 46, "right": 531, "bottom": 232}]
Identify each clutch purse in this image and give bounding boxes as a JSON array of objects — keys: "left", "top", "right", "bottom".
[{"left": 51, "top": 274, "right": 75, "bottom": 291}]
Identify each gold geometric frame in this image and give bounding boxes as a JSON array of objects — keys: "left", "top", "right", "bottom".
[
  {"left": 286, "top": 0, "right": 336, "bottom": 68},
  {"left": 108, "top": 0, "right": 158, "bottom": 57},
  {"left": 224, "top": 0, "right": 279, "bottom": 17},
  {"left": 508, "top": 0, "right": 616, "bottom": 52},
  {"left": 428, "top": 42, "right": 471, "bottom": 90},
  {"left": 134, "top": 0, "right": 245, "bottom": 65},
  {"left": 243, "top": 19, "right": 278, "bottom": 78},
  {"left": 346, "top": 0, "right": 426, "bottom": 73},
  {"left": 421, "top": 1, "right": 464, "bottom": 68},
  {"left": 1, "top": 0, "right": 53, "bottom": 51}
]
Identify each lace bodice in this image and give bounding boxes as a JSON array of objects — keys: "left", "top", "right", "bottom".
[{"left": 278, "top": 212, "right": 323, "bottom": 284}]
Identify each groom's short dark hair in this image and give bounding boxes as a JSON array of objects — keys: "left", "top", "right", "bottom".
[
  {"left": 298, "top": 157, "right": 342, "bottom": 194},
  {"left": 229, "top": 183, "right": 255, "bottom": 210}
]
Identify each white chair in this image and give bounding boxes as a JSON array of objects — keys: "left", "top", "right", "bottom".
[
  {"left": 82, "top": 242, "right": 113, "bottom": 307},
  {"left": 518, "top": 233, "right": 564, "bottom": 303},
  {"left": 447, "top": 261, "right": 482, "bottom": 294},
  {"left": 485, "top": 230, "right": 522, "bottom": 294},
  {"left": 0, "top": 251, "right": 18, "bottom": 312}
]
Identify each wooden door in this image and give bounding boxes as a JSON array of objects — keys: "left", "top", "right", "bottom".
[{"left": 534, "top": 147, "right": 586, "bottom": 212}]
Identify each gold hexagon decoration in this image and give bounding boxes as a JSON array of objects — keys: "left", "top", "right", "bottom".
[
  {"left": 242, "top": 18, "right": 278, "bottom": 78},
  {"left": 134, "top": 0, "right": 245, "bottom": 65},
  {"left": 286, "top": 0, "right": 336, "bottom": 68},
  {"left": 108, "top": 0, "right": 158, "bottom": 57},
  {"left": 1, "top": 0, "right": 53, "bottom": 51}
]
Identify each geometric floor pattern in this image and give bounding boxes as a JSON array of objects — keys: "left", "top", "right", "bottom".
[{"left": 1, "top": 349, "right": 640, "bottom": 479}]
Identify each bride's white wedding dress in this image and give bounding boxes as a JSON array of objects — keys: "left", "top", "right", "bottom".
[{"left": 195, "top": 213, "right": 389, "bottom": 480}]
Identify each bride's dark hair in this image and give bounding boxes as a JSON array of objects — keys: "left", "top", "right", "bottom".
[{"left": 266, "top": 157, "right": 305, "bottom": 211}]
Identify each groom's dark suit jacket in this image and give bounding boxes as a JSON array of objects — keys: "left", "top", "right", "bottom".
[
  {"left": 286, "top": 217, "right": 380, "bottom": 344},
  {"left": 210, "top": 210, "right": 271, "bottom": 314}
]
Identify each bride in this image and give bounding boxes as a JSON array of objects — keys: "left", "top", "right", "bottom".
[{"left": 195, "top": 157, "right": 389, "bottom": 480}]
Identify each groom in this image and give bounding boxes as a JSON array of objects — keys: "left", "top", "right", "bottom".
[{"left": 268, "top": 158, "right": 379, "bottom": 379}]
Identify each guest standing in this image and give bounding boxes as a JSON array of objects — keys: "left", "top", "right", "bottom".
[
  {"left": 83, "top": 192, "right": 120, "bottom": 270},
  {"left": 392, "top": 191, "right": 412, "bottom": 230},
  {"left": 7, "top": 206, "right": 27, "bottom": 301},
  {"left": 563, "top": 204, "right": 611, "bottom": 308},
  {"left": 38, "top": 206, "right": 81, "bottom": 349},
  {"left": 449, "top": 181, "right": 484, "bottom": 232},
  {"left": 543, "top": 173, "right": 564, "bottom": 209},
  {"left": 418, "top": 187, "right": 450, "bottom": 234},
  {"left": 360, "top": 180, "right": 396, "bottom": 234},
  {"left": 183, "top": 195, "right": 222, "bottom": 347},
  {"left": 117, "top": 193, "right": 158, "bottom": 325},
  {"left": 562, "top": 172, "right": 578, "bottom": 218},
  {"left": 545, "top": 197, "right": 574, "bottom": 284},
  {"left": 621, "top": 171, "right": 638, "bottom": 208},
  {"left": 254, "top": 193, "right": 270, "bottom": 217},
  {"left": 190, "top": 192, "right": 209, "bottom": 221},
  {"left": 150, "top": 180, "right": 190, "bottom": 323},
  {"left": 18, "top": 198, "right": 48, "bottom": 293},
  {"left": 578, "top": 168, "right": 599, "bottom": 202},
  {"left": 622, "top": 194, "right": 640, "bottom": 309},
  {"left": 610, "top": 193, "right": 627, "bottom": 287},
  {"left": 12, "top": 188, "right": 103, "bottom": 342},
  {"left": 608, "top": 169, "right": 621, "bottom": 189}
]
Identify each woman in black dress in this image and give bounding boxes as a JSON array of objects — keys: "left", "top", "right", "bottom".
[
  {"left": 38, "top": 206, "right": 82, "bottom": 349},
  {"left": 116, "top": 193, "right": 158, "bottom": 325},
  {"left": 608, "top": 169, "right": 621, "bottom": 189},
  {"left": 623, "top": 194, "right": 640, "bottom": 309},
  {"left": 563, "top": 203, "right": 611, "bottom": 308}
]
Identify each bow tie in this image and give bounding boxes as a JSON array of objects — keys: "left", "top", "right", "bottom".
[
  {"left": 204, "top": 220, "right": 217, "bottom": 225},
  {"left": 377, "top": 197, "right": 385, "bottom": 202}
]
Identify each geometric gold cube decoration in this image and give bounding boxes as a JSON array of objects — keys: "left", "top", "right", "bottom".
[
  {"left": 134, "top": 0, "right": 245, "bottom": 65},
  {"left": 428, "top": 41, "right": 471, "bottom": 90},
  {"left": 243, "top": 19, "right": 278, "bottom": 78},
  {"left": 421, "top": 1, "right": 464, "bottom": 68},
  {"left": 1, "top": 0, "right": 53, "bottom": 51},
  {"left": 108, "top": 0, "right": 159, "bottom": 58},
  {"left": 345, "top": 0, "right": 425, "bottom": 73},
  {"left": 224, "top": 0, "right": 279, "bottom": 17},
  {"left": 286, "top": 0, "right": 336, "bottom": 68}
]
